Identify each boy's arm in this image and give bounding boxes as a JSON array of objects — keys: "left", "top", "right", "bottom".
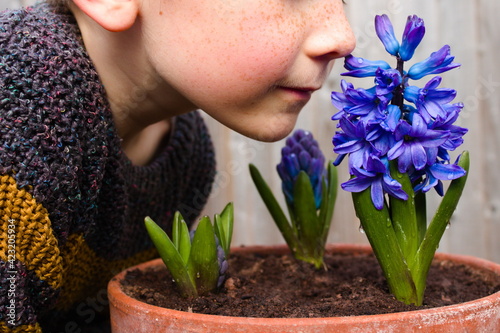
[{"left": 0, "top": 174, "right": 64, "bottom": 333}]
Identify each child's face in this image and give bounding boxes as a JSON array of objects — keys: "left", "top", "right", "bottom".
[{"left": 140, "top": 0, "right": 355, "bottom": 141}]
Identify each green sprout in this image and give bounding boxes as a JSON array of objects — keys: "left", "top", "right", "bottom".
[{"left": 144, "top": 202, "right": 233, "bottom": 298}]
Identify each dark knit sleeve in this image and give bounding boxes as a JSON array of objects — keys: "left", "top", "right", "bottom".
[
  {"left": 0, "top": 7, "right": 60, "bottom": 333},
  {"left": 175, "top": 113, "right": 217, "bottom": 223},
  {"left": 0, "top": 5, "right": 105, "bottom": 332}
]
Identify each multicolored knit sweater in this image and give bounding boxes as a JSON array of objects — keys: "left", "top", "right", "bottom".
[{"left": 0, "top": 3, "right": 216, "bottom": 332}]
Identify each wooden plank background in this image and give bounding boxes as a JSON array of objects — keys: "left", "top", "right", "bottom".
[{"left": 3, "top": 0, "right": 499, "bottom": 263}]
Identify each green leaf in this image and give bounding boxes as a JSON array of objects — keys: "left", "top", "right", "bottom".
[
  {"left": 388, "top": 161, "right": 418, "bottom": 265},
  {"left": 319, "top": 162, "right": 338, "bottom": 243},
  {"left": 172, "top": 212, "right": 191, "bottom": 265},
  {"left": 172, "top": 212, "right": 182, "bottom": 249},
  {"left": 214, "top": 213, "right": 224, "bottom": 243},
  {"left": 412, "top": 151, "right": 470, "bottom": 302},
  {"left": 144, "top": 216, "right": 197, "bottom": 298},
  {"left": 190, "top": 217, "right": 220, "bottom": 295},
  {"left": 249, "top": 164, "right": 297, "bottom": 249},
  {"left": 293, "top": 171, "right": 321, "bottom": 250},
  {"left": 215, "top": 202, "right": 234, "bottom": 256}
]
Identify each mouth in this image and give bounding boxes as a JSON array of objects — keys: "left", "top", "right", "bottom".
[{"left": 277, "top": 86, "right": 320, "bottom": 100}]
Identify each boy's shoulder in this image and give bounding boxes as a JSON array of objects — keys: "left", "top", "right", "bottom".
[
  {"left": 1, "top": 3, "right": 82, "bottom": 53},
  {"left": 0, "top": 3, "right": 97, "bottom": 92},
  {"left": 0, "top": 2, "right": 108, "bottom": 129},
  {"left": 2, "top": 3, "right": 92, "bottom": 70},
  {"left": 0, "top": 3, "right": 113, "bottom": 182}
]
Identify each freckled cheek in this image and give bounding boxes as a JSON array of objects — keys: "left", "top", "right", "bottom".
[
  {"left": 214, "top": 30, "right": 298, "bottom": 87},
  {"left": 159, "top": 11, "right": 299, "bottom": 98},
  {"left": 231, "top": 46, "right": 292, "bottom": 84}
]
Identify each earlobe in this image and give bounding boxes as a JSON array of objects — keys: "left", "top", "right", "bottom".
[{"left": 72, "top": 0, "right": 139, "bottom": 32}]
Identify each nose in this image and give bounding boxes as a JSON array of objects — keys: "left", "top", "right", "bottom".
[{"left": 303, "top": 5, "right": 356, "bottom": 61}]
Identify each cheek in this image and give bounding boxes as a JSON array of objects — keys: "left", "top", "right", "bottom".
[
  {"left": 199, "top": 31, "right": 299, "bottom": 103},
  {"left": 144, "top": 2, "right": 300, "bottom": 105}
]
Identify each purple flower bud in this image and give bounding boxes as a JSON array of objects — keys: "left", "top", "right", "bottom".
[
  {"left": 399, "top": 15, "right": 425, "bottom": 61},
  {"left": 408, "top": 45, "right": 460, "bottom": 80},
  {"left": 216, "top": 239, "right": 229, "bottom": 287},
  {"left": 277, "top": 130, "right": 326, "bottom": 209},
  {"left": 375, "top": 14, "right": 400, "bottom": 56}
]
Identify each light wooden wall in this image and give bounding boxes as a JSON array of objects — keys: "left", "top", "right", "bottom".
[{"left": 3, "top": 0, "right": 499, "bottom": 263}]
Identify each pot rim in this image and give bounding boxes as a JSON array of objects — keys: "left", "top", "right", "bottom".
[{"left": 108, "top": 243, "right": 500, "bottom": 326}]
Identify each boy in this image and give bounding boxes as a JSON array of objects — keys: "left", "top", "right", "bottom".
[{"left": 0, "top": 0, "right": 355, "bottom": 331}]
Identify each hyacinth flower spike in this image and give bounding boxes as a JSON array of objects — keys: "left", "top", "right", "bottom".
[
  {"left": 250, "top": 130, "right": 337, "bottom": 269},
  {"left": 331, "top": 14, "right": 468, "bottom": 305}
]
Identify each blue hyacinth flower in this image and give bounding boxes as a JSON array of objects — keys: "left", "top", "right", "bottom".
[
  {"left": 387, "top": 113, "right": 450, "bottom": 173},
  {"left": 330, "top": 12, "right": 469, "bottom": 307},
  {"left": 375, "top": 68, "right": 403, "bottom": 95},
  {"left": 331, "top": 14, "right": 465, "bottom": 204},
  {"left": 404, "top": 76, "right": 457, "bottom": 122},
  {"left": 408, "top": 45, "right": 460, "bottom": 80},
  {"left": 341, "top": 156, "right": 408, "bottom": 210},
  {"left": 342, "top": 55, "right": 391, "bottom": 78},
  {"left": 412, "top": 158, "right": 467, "bottom": 195}
]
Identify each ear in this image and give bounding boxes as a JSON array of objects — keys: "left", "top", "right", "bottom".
[{"left": 72, "top": 0, "right": 139, "bottom": 32}]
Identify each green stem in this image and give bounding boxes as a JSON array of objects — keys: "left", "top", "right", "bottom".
[{"left": 414, "top": 191, "right": 427, "bottom": 246}]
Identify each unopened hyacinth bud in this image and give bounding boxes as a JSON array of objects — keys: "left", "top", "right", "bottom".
[
  {"left": 375, "top": 14, "right": 400, "bottom": 56},
  {"left": 399, "top": 15, "right": 425, "bottom": 61},
  {"left": 277, "top": 129, "right": 326, "bottom": 209},
  {"left": 216, "top": 238, "right": 229, "bottom": 287}
]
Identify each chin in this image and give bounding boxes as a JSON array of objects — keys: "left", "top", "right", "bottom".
[
  {"left": 236, "top": 117, "right": 297, "bottom": 142},
  {"left": 206, "top": 102, "right": 303, "bottom": 142}
]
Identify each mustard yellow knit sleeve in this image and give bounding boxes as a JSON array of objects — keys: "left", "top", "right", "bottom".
[{"left": 0, "top": 174, "right": 64, "bottom": 332}]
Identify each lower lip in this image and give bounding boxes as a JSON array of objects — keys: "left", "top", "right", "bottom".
[{"left": 279, "top": 87, "right": 313, "bottom": 101}]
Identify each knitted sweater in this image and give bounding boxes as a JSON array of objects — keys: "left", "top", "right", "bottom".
[{"left": 0, "top": 3, "right": 216, "bottom": 332}]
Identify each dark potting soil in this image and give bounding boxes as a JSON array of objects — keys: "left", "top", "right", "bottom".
[{"left": 121, "top": 250, "right": 500, "bottom": 318}]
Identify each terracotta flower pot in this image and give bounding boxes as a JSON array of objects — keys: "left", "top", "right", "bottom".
[{"left": 108, "top": 244, "right": 500, "bottom": 333}]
